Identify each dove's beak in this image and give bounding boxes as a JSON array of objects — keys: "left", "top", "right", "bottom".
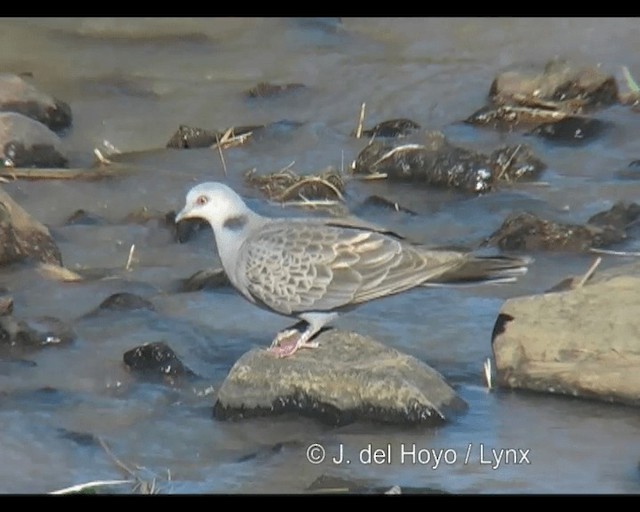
[{"left": 175, "top": 206, "right": 190, "bottom": 224}]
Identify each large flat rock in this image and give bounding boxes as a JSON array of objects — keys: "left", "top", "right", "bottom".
[
  {"left": 492, "top": 260, "right": 640, "bottom": 405},
  {"left": 214, "top": 329, "right": 467, "bottom": 426}
]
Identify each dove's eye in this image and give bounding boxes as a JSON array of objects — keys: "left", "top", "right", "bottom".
[{"left": 196, "top": 195, "right": 208, "bottom": 206}]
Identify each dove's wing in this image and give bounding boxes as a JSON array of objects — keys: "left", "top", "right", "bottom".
[{"left": 235, "top": 220, "right": 467, "bottom": 316}]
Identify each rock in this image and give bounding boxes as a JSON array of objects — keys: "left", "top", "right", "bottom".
[
  {"left": 492, "top": 260, "right": 640, "bottom": 406},
  {"left": 0, "top": 73, "right": 72, "bottom": 132},
  {"left": 245, "top": 82, "right": 306, "bottom": 99},
  {"left": 0, "top": 185, "right": 63, "bottom": 266},
  {"left": 0, "top": 296, "right": 14, "bottom": 316},
  {"left": 213, "top": 330, "right": 467, "bottom": 426},
  {"left": 179, "top": 268, "right": 231, "bottom": 292},
  {"left": 0, "top": 112, "right": 68, "bottom": 168},
  {"left": 587, "top": 201, "right": 640, "bottom": 231},
  {"left": 0, "top": 314, "right": 75, "bottom": 351},
  {"left": 351, "top": 132, "right": 545, "bottom": 193},
  {"left": 97, "top": 292, "right": 156, "bottom": 312},
  {"left": 483, "top": 206, "right": 638, "bottom": 252},
  {"left": 123, "top": 341, "right": 196, "bottom": 384},
  {"left": 489, "top": 59, "right": 618, "bottom": 113},
  {"left": 529, "top": 116, "right": 609, "bottom": 145},
  {"left": 166, "top": 120, "right": 302, "bottom": 149},
  {"left": 356, "top": 118, "right": 421, "bottom": 138},
  {"left": 465, "top": 59, "right": 617, "bottom": 137},
  {"left": 359, "top": 195, "right": 417, "bottom": 216},
  {"left": 64, "top": 209, "right": 108, "bottom": 226}
]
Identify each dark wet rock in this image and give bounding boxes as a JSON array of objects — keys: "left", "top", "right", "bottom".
[
  {"left": 352, "top": 132, "right": 545, "bottom": 193},
  {"left": 359, "top": 195, "right": 417, "bottom": 216},
  {"left": 587, "top": 201, "right": 640, "bottom": 231},
  {"left": 0, "top": 314, "right": 75, "bottom": 350},
  {"left": 123, "top": 341, "right": 196, "bottom": 383},
  {"left": 97, "top": 292, "right": 156, "bottom": 312},
  {"left": 306, "top": 474, "right": 447, "bottom": 494},
  {"left": 0, "top": 112, "right": 68, "bottom": 168},
  {"left": 57, "top": 428, "right": 100, "bottom": 448},
  {"left": 489, "top": 59, "right": 618, "bottom": 113},
  {"left": 213, "top": 330, "right": 467, "bottom": 426},
  {"left": 180, "top": 268, "right": 231, "bottom": 292},
  {"left": 64, "top": 209, "right": 108, "bottom": 226},
  {"left": 0, "top": 73, "right": 72, "bottom": 132},
  {"left": 0, "top": 185, "right": 63, "bottom": 266},
  {"left": 484, "top": 205, "right": 639, "bottom": 252},
  {"left": 245, "top": 166, "right": 345, "bottom": 202},
  {"left": 529, "top": 116, "right": 609, "bottom": 145},
  {"left": 166, "top": 125, "right": 219, "bottom": 149},
  {"left": 492, "top": 260, "right": 640, "bottom": 406},
  {"left": 357, "top": 118, "right": 421, "bottom": 139},
  {"left": 168, "top": 209, "right": 209, "bottom": 244},
  {"left": 245, "top": 82, "right": 306, "bottom": 99},
  {"left": 166, "top": 120, "right": 303, "bottom": 149},
  {"left": 466, "top": 59, "right": 617, "bottom": 136}
]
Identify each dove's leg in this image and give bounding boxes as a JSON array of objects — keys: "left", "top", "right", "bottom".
[{"left": 268, "top": 312, "right": 337, "bottom": 358}]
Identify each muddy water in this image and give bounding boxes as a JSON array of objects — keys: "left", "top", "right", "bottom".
[{"left": 0, "top": 18, "right": 639, "bottom": 494}]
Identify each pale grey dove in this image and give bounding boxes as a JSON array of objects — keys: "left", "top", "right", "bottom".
[{"left": 175, "top": 182, "right": 530, "bottom": 358}]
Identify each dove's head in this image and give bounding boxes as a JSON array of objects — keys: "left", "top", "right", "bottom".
[{"left": 175, "top": 182, "right": 254, "bottom": 231}]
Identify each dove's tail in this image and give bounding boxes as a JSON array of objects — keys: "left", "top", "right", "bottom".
[{"left": 424, "top": 255, "right": 532, "bottom": 287}]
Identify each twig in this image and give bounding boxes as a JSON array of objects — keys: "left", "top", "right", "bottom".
[
  {"left": 350, "top": 172, "right": 388, "bottom": 181},
  {"left": 589, "top": 248, "right": 640, "bottom": 257},
  {"left": 98, "top": 437, "right": 138, "bottom": 477},
  {"left": 273, "top": 176, "right": 345, "bottom": 202},
  {"left": 483, "top": 358, "right": 493, "bottom": 390},
  {"left": 93, "top": 148, "right": 113, "bottom": 166},
  {"left": 214, "top": 132, "right": 228, "bottom": 177},
  {"left": 576, "top": 256, "right": 602, "bottom": 288},
  {"left": 355, "top": 102, "right": 366, "bottom": 139},
  {"left": 49, "top": 480, "right": 133, "bottom": 495},
  {"left": 125, "top": 244, "right": 136, "bottom": 271},
  {"left": 495, "top": 144, "right": 522, "bottom": 182}
]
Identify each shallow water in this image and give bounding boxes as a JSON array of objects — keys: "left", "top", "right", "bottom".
[{"left": 0, "top": 17, "right": 639, "bottom": 494}]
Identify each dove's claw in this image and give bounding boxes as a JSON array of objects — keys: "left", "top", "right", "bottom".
[{"left": 267, "top": 326, "right": 320, "bottom": 358}]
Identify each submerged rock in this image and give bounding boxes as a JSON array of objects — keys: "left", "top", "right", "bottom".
[
  {"left": 0, "top": 112, "right": 68, "bottom": 168},
  {"left": 0, "top": 185, "right": 62, "bottom": 266},
  {"left": 492, "top": 260, "right": 640, "bottom": 406},
  {"left": 484, "top": 203, "right": 640, "bottom": 252},
  {"left": 64, "top": 209, "right": 108, "bottom": 226},
  {"left": 529, "top": 116, "right": 609, "bottom": 145},
  {"left": 123, "top": 341, "right": 196, "bottom": 384},
  {"left": 97, "top": 292, "right": 156, "bottom": 312},
  {"left": 352, "top": 131, "right": 545, "bottom": 193},
  {"left": 245, "top": 82, "right": 306, "bottom": 99},
  {"left": 356, "top": 118, "right": 421, "bottom": 139},
  {"left": 0, "top": 73, "right": 72, "bottom": 132},
  {"left": 166, "top": 120, "right": 302, "bottom": 149},
  {"left": 179, "top": 268, "right": 231, "bottom": 292},
  {"left": 0, "top": 313, "right": 75, "bottom": 351},
  {"left": 359, "top": 195, "right": 417, "bottom": 216},
  {"left": 214, "top": 330, "right": 467, "bottom": 426}
]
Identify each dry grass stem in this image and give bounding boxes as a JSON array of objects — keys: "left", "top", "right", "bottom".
[
  {"left": 576, "top": 256, "right": 602, "bottom": 288},
  {"left": 355, "top": 102, "right": 366, "bottom": 139},
  {"left": 125, "top": 244, "right": 136, "bottom": 271}
]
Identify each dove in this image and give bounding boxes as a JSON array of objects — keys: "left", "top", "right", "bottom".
[{"left": 175, "top": 182, "right": 530, "bottom": 358}]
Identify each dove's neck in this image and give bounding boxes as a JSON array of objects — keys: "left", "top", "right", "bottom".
[{"left": 211, "top": 209, "right": 265, "bottom": 288}]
